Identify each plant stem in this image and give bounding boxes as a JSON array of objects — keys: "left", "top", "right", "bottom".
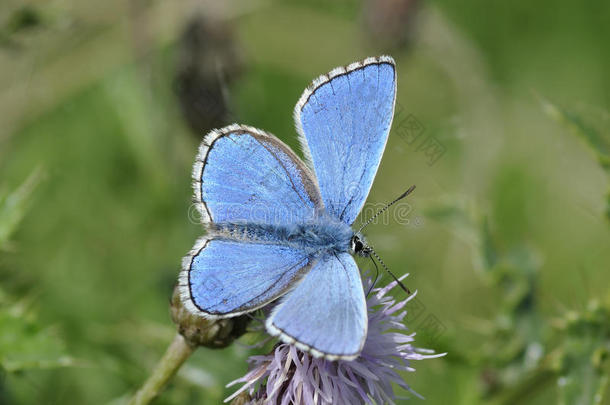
[{"left": 129, "top": 333, "right": 195, "bottom": 405}]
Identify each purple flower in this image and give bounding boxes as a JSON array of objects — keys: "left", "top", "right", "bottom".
[{"left": 226, "top": 275, "right": 445, "bottom": 404}]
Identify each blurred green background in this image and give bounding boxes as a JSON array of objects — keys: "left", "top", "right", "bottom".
[{"left": 1, "top": 0, "right": 609, "bottom": 404}]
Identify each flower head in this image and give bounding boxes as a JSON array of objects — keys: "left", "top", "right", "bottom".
[{"left": 226, "top": 275, "right": 445, "bottom": 404}]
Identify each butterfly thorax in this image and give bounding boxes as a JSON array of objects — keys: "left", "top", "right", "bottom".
[{"left": 208, "top": 217, "right": 354, "bottom": 255}]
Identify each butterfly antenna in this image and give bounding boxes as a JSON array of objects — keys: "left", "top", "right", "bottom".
[
  {"left": 357, "top": 185, "right": 416, "bottom": 233},
  {"left": 366, "top": 255, "right": 380, "bottom": 297},
  {"left": 368, "top": 246, "right": 411, "bottom": 295}
]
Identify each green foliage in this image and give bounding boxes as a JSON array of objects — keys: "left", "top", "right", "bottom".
[
  {"left": 555, "top": 302, "right": 610, "bottom": 405},
  {"left": 540, "top": 97, "right": 610, "bottom": 225},
  {"left": 427, "top": 199, "right": 610, "bottom": 404},
  {"left": 0, "top": 170, "right": 41, "bottom": 250},
  {"left": 0, "top": 166, "right": 75, "bottom": 382},
  {"left": 426, "top": 200, "right": 546, "bottom": 393},
  {"left": 0, "top": 290, "right": 75, "bottom": 373},
  {"left": 540, "top": 97, "right": 610, "bottom": 172}
]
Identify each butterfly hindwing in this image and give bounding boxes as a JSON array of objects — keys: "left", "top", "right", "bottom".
[
  {"left": 266, "top": 252, "right": 367, "bottom": 360},
  {"left": 179, "top": 237, "right": 315, "bottom": 318},
  {"left": 193, "top": 124, "right": 323, "bottom": 226},
  {"left": 295, "top": 56, "right": 396, "bottom": 225}
]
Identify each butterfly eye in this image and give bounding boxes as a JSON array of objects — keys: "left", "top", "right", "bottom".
[
  {"left": 350, "top": 236, "right": 365, "bottom": 254},
  {"left": 350, "top": 237, "right": 360, "bottom": 253}
]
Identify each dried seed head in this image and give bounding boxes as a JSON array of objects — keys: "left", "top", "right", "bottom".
[{"left": 170, "top": 284, "right": 250, "bottom": 348}]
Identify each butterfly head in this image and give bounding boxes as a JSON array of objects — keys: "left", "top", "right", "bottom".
[
  {"left": 350, "top": 233, "right": 371, "bottom": 257},
  {"left": 351, "top": 233, "right": 413, "bottom": 296}
]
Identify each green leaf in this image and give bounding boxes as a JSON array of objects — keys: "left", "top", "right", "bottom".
[
  {"left": 481, "top": 216, "right": 499, "bottom": 271},
  {"left": 0, "top": 292, "right": 77, "bottom": 373},
  {"left": 0, "top": 169, "right": 42, "bottom": 250},
  {"left": 556, "top": 302, "right": 610, "bottom": 405},
  {"left": 539, "top": 96, "right": 610, "bottom": 172}
]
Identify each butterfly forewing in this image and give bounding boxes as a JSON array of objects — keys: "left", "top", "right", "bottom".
[
  {"left": 193, "top": 124, "right": 323, "bottom": 226},
  {"left": 295, "top": 56, "right": 397, "bottom": 225}
]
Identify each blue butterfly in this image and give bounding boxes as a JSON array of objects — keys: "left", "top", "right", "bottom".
[{"left": 179, "top": 56, "right": 397, "bottom": 360}]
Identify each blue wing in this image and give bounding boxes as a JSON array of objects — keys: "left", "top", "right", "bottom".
[
  {"left": 193, "top": 124, "right": 323, "bottom": 225},
  {"left": 266, "top": 252, "right": 367, "bottom": 360},
  {"left": 294, "top": 56, "right": 396, "bottom": 225},
  {"left": 179, "top": 237, "right": 314, "bottom": 318}
]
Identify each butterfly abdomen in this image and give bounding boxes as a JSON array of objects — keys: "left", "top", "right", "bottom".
[{"left": 209, "top": 219, "right": 353, "bottom": 255}]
